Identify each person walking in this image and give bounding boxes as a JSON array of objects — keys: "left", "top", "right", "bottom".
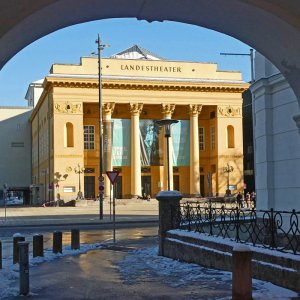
[
  {"left": 251, "top": 191, "right": 256, "bottom": 207},
  {"left": 245, "top": 192, "right": 251, "bottom": 208},
  {"left": 236, "top": 192, "right": 243, "bottom": 208}
]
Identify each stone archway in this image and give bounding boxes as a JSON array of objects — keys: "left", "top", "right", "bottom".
[{"left": 1, "top": 0, "right": 300, "bottom": 118}]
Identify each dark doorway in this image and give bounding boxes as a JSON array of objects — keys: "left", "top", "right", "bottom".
[
  {"left": 114, "top": 176, "right": 122, "bottom": 199},
  {"left": 141, "top": 176, "right": 151, "bottom": 197},
  {"left": 200, "top": 175, "right": 205, "bottom": 197},
  {"left": 173, "top": 175, "right": 180, "bottom": 191},
  {"left": 84, "top": 176, "right": 95, "bottom": 199}
]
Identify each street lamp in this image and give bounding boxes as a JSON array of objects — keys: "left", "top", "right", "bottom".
[
  {"left": 220, "top": 49, "right": 254, "bottom": 83},
  {"left": 223, "top": 163, "right": 234, "bottom": 196},
  {"left": 154, "top": 119, "right": 179, "bottom": 191},
  {"left": 74, "top": 164, "right": 85, "bottom": 200},
  {"left": 93, "top": 34, "right": 109, "bottom": 219}
]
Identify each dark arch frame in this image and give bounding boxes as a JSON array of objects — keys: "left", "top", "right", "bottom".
[{"left": 1, "top": 1, "right": 300, "bottom": 119}]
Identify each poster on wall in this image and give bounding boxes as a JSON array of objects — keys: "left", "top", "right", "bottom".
[
  {"left": 112, "top": 119, "right": 131, "bottom": 166},
  {"left": 140, "top": 120, "right": 160, "bottom": 166},
  {"left": 172, "top": 120, "right": 190, "bottom": 166}
]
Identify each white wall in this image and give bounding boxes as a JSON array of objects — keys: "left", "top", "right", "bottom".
[
  {"left": 250, "top": 53, "right": 300, "bottom": 210},
  {"left": 0, "top": 107, "right": 32, "bottom": 192}
]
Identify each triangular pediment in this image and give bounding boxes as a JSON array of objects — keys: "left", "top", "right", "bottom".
[{"left": 110, "top": 45, "right": 164, "bottom": 60}]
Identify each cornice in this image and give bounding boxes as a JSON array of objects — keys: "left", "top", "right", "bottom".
[{"left": 47, "top": 79, "right": 248, "bottom": 93}]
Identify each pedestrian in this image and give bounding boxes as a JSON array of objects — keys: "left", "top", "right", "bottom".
[
  {"left": 245, "top": 192, "right": 251, "bottom": 208},
  {"left": 236, "top": 192, "right": 243, "bottom": 208},
  {"left": 251, "top": 191, "right": 256, "bottom": 206}
]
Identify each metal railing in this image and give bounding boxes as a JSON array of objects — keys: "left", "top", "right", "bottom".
[{"left": 178, "top": 201, "right": 300, "bottom": 255}]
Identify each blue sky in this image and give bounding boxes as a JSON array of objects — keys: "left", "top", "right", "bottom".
[{"left": 0, "top": 18, "right": 252, "bottom": 106}]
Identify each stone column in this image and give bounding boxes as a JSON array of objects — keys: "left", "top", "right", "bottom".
[
  {"left": 189, "top": 104, "right": 202, "bottom": 196},
  {"left": 103, "top": 102, "right": 115, "bottom": 198},
  {"left": 130, "top": 103, "right": 143, "bottom": 197},
  {"left": 161, "top": 104, "right": 175, "bottom": 190},
  {"left": 156, "top": 190, "right": 182, "bottom": 256}
]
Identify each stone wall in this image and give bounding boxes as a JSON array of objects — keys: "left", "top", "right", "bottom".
[{"left": 164, "top": 230, "right": 300, "bottom": 293}]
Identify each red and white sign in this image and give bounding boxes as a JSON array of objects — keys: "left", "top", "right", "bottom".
[{"left": 106, "top": 171, "right": 120, "bottom": 185}]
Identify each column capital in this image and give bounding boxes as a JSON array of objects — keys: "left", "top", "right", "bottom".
[
  {"left": 161, "top": 104, "right": 175, "bottom": 118},
  {"left": 189, "top": 104, "right": 203, "bottom": 116},
  {"left": 103, "top": 102, "right": 115, "bottom": 116},
  {"left": 129, "top": 103, "right": 143, "bottom": 116}
]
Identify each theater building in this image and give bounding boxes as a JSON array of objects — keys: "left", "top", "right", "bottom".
[{"left": 29, "top": 46, "right": 248, "bottom": 202}]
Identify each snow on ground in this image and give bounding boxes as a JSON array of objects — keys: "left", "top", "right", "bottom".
[
  {"left": 0, "top": 243, "right": 104, "bottom": 299},
  {"left": 117, "top": 246, "right": 299, "bottom": 300},
  {"left": 0, "top": 242, "right": 298, "bottom": 299}
]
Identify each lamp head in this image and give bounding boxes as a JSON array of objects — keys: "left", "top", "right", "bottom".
[{"left": 154, "top": 119, "right": 179, "bottom": 137}]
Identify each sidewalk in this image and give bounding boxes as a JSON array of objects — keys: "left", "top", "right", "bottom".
[{"left": 0, "top": 199, "right": 159, "bottom": 227}]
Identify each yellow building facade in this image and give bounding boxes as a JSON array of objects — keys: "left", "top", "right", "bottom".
[{"left": 30, "top": 47, "right": 248, "bottom": 202}]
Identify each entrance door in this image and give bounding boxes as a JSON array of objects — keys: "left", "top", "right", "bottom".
[
  {"left": 200, "top": 175, "right": 205, "bottom": 197},
  {"left": 114, "top": 176, "right": 122, "bottom": 199},
  {"left": 173, "top": 175, "right": 180, "bottom": 191},
  {"left": 141, "top": 176, "right": 151, "bottom": 197},
  {"left": 84, "top": 176, "right": 95, "bottom": 199}
]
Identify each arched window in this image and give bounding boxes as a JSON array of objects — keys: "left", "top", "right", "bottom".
[
  {"left": 227, "top": 125, "right": 235, "bottom": 148},
  {"left": 64, "top": 122, "right": 74, "bottom": 147}
]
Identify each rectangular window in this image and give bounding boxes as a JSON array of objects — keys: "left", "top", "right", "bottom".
[
  {"left": 199, "top": 127, "right": 205, "bottom": 151},
  {"left": 210, "top": 126, "right": 215, "bottom": 150},
  {"left": 84, "top": 125, "right": 95, "bottom": 150}
]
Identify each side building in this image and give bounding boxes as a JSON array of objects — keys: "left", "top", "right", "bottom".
[
  {"left": 250, "top": 52, "right": 300, "bottom": 211},
  {"left": 0, "top": 106, "right": 32, "bottom": 204},
  {"left": 29, "top": 46, "right": 248, "bottom": 203}
]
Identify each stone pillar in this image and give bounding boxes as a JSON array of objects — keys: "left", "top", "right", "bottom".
[
  {"left": 103, "top": 102, "right": 115, "bottom": 198},
  {"left": 189, "top": 104, "right": 202, "bottom": 196},
  {"left": 156, "top": 190, "right": 182, "bottom": 256},
  {"left": 130, "top": 103, "right": 143, "bottom": 197},
  {"left": 232, "top": 245, "right": 252, "bottom": 300},
  {"left": 161, "top": 104, "right": 176, "bottom": 190}
]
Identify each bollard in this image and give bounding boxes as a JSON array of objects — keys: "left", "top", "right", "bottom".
[
  {"left": 71, "top": 229, "right": 80, "bottom": 250},
  {"left": 19, "top": 241, "right": 30, "bottom": 296},
  {"left": 232, "top": 245, "right": 252, "bottom": 300},
  {"left": 156, "top": 190, "right": 182, "bottom": 256},
  {"left": 33, "top": 234, "right": 44, "bottom": 257},
  {"left": 13, "top": 233, "right": 25, "bottom": 264},
  {"left": 0, "top": 240, "right": 2, "bottom": 269},
  {"left": 53, "top": 231, "right": 62, "bottom": 254}
]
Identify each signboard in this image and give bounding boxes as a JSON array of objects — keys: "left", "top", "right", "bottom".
[
  {"left": 112, "top": 119, "right": 131, "bottom": 166},
  {"left": 172, "top": 120, "right": 190, "bottom": 166},
  {"left": 229, "top": 185, "right": 237, "bottom": 191},
  {"left": 140, "top": 120, "right": 160, "bottom": 166},
  {"left": 106, "top": 171, "right": 120, "bottom": 185}
]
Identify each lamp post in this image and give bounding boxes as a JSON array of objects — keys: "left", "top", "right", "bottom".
[
  {"left": 223, "top": 163, "right": 234, "bottom": 196},
  {"left": 43, "top": 169, "right": 47, "bottom": 205},
  {"left": 154, "top": 119, "right": 179, "bottom": 191},
  {"left": 74, "top": 164, "right": 85, "bottom": 200},
  {"left": 94, "top": 34, "right": 109, "bottom": 219}
]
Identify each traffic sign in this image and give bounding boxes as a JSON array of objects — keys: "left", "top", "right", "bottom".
[
  {"left": 98, "top": 176, "right": 105, "bottom": 182},
  {"left": 106, "top": 171, "right": 119, "bottom": 185},
  {"left": 99, "top": 185, "right": 104, "bottom": 191}
]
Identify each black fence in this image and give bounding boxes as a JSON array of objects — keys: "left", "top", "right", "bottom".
[{"left": 178, "top": 201, "right": 300, "bottom": 255}]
